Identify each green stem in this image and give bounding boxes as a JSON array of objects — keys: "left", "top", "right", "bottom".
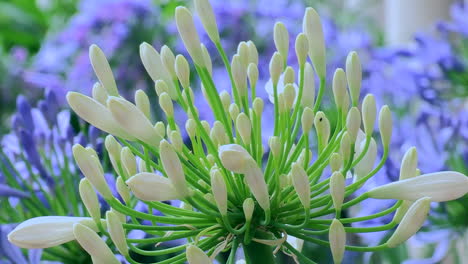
[{"left": 243, "top": 238, "right": 276, "bottom": 264}]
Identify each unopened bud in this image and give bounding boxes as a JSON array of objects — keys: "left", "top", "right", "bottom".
[
  {"left": 219, "top": 144, "right": 252, "bottom": 173},
  {"left": 386, "top": 197, "right": 431, "bottom": 248},
  {"left": 243, "top": 160, "right": 270, "bottom": 211},
  {"left": 160, "top": 45, "right": 176, "bottom": 79},
  {"left": 303, "top": 8, "right": 326, "bottom": 78},
  {"left": 175, "top": 7, "right": 204, "bottom": 66},
  {"left": 247, "top": 63, "right": 259, "bottom": 89},
  {"left": 314, "top": 112, "right": 330, "bottom": 148},
  {"left": 346, "top": 107, "right": 361, "bottom": 143},
  {"left": 362, "top": 94, "right": 376, "bottom": 137},
  {"left": 106, "top": 211, "right": 128, "bottom": 257},
  {"left": 340, "top": 132, "right": 351, "bottom": 162},
  {"left": 73, "top": 223, "right": 120, "bottom": 264},
  {"left": 231, "top": 55, "right": 247, "bottom": 97},
  {"left": 135, "top": 90, "right": 151, "bottom": 119},
  {"left": 346, "top": 51, "right": 362, "bottom": 106},
  {"left": 269, "top": 52, "right": 283, "bottom": 85},
  {"left": 329, "top": 153, "right": 342, "bottom": 172},
  {"left": 283, "top": 83, "right": 296, "bottom": 110},
  {"left": 354, "top": 137, "right": 377, "bottom": 181},
  {"left": 105, "top": 135, "right": 122, "bottom": 174},
  {"left": 160, "top": 140, "right": 189, "bottom": 197},
  {"left": 247, "top": 41, "right": 258, "bottom": 65},
  {"left": 194, "top": 0, "right": 220, "bottom": 43},
  {"left": 126, "top": 172, "right": 180, "bottom": 201},
  {"left": 154, "top": 121, "right": 166, "bottom": 138},
  {"left": 301, "top": 63, "right": 315, "bottom": 108},
  {"left": 186, "top": 244, "right": 212, "bottom": 264},
  {"left": 237, "top": 42, "right": 249, "bottom": 67},
  {"left": 229, "top": 103, "right": 240, "bottom": 122},
  {"left": 301, "top": 107, "right": 314, "bottom": 133},
  {"left": 291, "top": 162, "right": 310, "bottom": 209},
  {"left": 236, "top": 113, "right": 252, "bottom": 145},
  {"left": 332, "top": 69, "right": 347, "bottom": 110},
  {"left": 295, "top": 33, "right": 309, "bottom": 66},
  {"left": 243, "top": 198, "right": 255, "bottom": 222},
  {"left": 210, "top": 168, "right": 227, "bottom": 215},
  {"left": 283, "top": 67, "right": 295, "bottom": 85},
  {"left": 170, "top": 131, "right": 183, "bottom": 152},
  {"left": 175, "top": 55, "right": 190, "bottom": 89},
  {"left": 329, "top": 219, "right": 346, "bottom": 264},
  {"left": 378, "top": 105, "right": 392, "bottom": 148},
  {"left": 274, "top": 22, "right": 289, "bottom": 62},
  {"left": 92, "top": 82, "right": 108, "bottom": 105},
  {"left": 330, "top": 172, "right": 345, "bottom": 211},
  {"left": 159, "top": 92, "right": 174, "bottom": 118},
  {"left": 201, "top": 44, "right": 212, "bottom": 75},
  {"left": 89, "top": 45, "right": 118, "bottom": 96},
  {"left": 79, "top": 178, "right": 101, "bottom": 222},
  {"left": 185, "top": 119, "right": 197, "bottom": 138},
  {"left": 253, "top": 97, "right": 264, "bottom": 117},
  {"left": 116, "top": 177, "right": 131, "bottom": 204},
  {"left": 268, "top": 136, "right": 281, "bottom": 158},
  {"left": 121, "top": 147, "right": 136, "bottom": 176},
  {"left": 399, "top": 147, "right": 418, "bottom": 180}
]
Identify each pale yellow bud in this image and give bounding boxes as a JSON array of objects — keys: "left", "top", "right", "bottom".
[
  {"left": 346, "top": 107, "right": 361, "bottom": 143},
  {"left": 160, "top": 140, "right": 189, "bottom": 197},
  {"left": 210, "top": 168, "right": 227, "bottom": 215},
  {"left": 253, "top": 97, "right": 264, "bottom": 117},
  {"left": 332, "top": 68, "right": 347, "bottom": 110},
  {"left": 237, "top": 41, "right": 249, "bottom": 67},
  {"left": 186, "top": 244, "right": 212, "bottom": 264},
  {"left": 247, "top": 63, "right": 259, "bottom": 89},
  {"left": 283, "top": 83, "right": 296, "bottom": 110},
  {"left": 154, "top": 121, "right": 166, "bottom": 138},
  {"left": 268, "top": 136, "right": 281, "bottom": 158},
  {"left": 170, "top": 131, "right": 183, "bottom": 152},
  {"left": 295, "top": 33, "right": 309, "bottom": 66},
  {"left": 301, "top": 107, "right": 314, "bottom": 133},
  {"left": 269, "top": 52, "right": 283, "bottom": 85},
  {"left": 274, "top": 22, "right": 289, "bottom": 61},
  {"left": 116, "top": 177, "right": 131, "bottom": 204},
  {"left": 386, "top": 197, "right": 431, "bottom": 248},
  {"left": 330, "top": 172, "right": 345, "bottom": 211},
  {"left": 89, "top": 44, "right": 118, "bottom": 96},
  {"left": 106, "top": 211, "right": 128, "bottom": 257},
  {"left": 175, "top": 7, "right": 204, "bottom": 66},
  {"left": 126, "top": 172, "right": 180, "bottom": 201},
  {"left": 231, "top": 55, "right": 247, "bottom": 97},
  {"left": 346, "top": 51, "right": 362, "bottom": 105},
  {"left": 73, "top": 223, "right": 120, "bottom": 264},
  {"left": 246, "top": 40, "right": 258, "bottom": 65},
  {"left": 378, "top": 105, "right": 392, "bottom": 148},
  {"left": 291, "top": 162, "right": 310, "bottom": 209},
  {"left": 340, "top": 132, "right": 351, "bottom": 162},
  {"left": 301, "top": 63, "right": 315, "bottom": 108},
  {"left": 104, "top": 135, "right": 122, "bottom": 174},
  {"left": 329, "top": 219, "right": 346, "bottom": 264},
  {"left": 92, "top": 82, "right": 108, "bottom": 105},
  {"left": 362, "top": 94, "right": 376, "bottom": 136},
  {"left": 243, "top": 160, "right": 270, "bottom": 211},
  {"left": 236, "top": 113, "right": 252, "bottom": 145},
  {"left": 160, "top": 45, "right": 176, "bottom": 79},
  {"left": 243, "top": 198, "right": 255, "bottom": 222},
  {"left": 194, "top": 0, "right": 220, "bottom": 43},
  {"left": 399, "top": 147, "right": 418, "bottom": 180},
  {"left": 211, "top": 121, "right": 228, "bottom": 146},
  {"left": 135, "top": 90, "right": 151, "bottom": 119},
  {"left": 303, "top": 7, "right": 326, "bottom": 78},
  {"left": 175, "top": 54, "right": 190, "bottom": 89},
  {"left": 329, "top": 153, "right": 342, "bottom": 172},
  {"left": 185, "top": 119, "right": 197, "bottom": 138},
  {"left": 229, "top": 103, "right": 240, "bottom": 122},
  {"left": 120, "top": 147, "right": 136, "bottom": 176},
  {"left": 201, "top": 120, "right": 210, "bottom": 135},
  {"left": 219, "top": 144, "right": 251, "bottom": 173},
  {"left": 220, "top": 90, "right": 231, "bottom": 113},
  {"left": 79, "top": 178, "right": 101, "bottom": 222},
  {"left": 314, "top": 112, "right": 330, "bottom": 148},
  {"left": 159, "top": 92, "right": 174, "bottom": 118}
]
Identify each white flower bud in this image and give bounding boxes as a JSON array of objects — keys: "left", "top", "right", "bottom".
[
  {"left": 211, "top": 121, "right": 228, "bottom": 146},
  {"left": 219, "top": 90, "right": 231, "bottom": 113},
  {"left": 229, "top": 103, "right": 240, "bottom": 122},
  {"left": 201, "top": 44, "right": 212, "bottom": 76},
  {"left": 346, "top": 51, "right": 362, "bottom": 105},
  {"left": 301, "top": 62, "right": 315, "bottom": 108},
  {"left": 92, "top": 82, "right": 108, "bottom": 105},
  {"left": 302, "top": 8, "right": 326, "bottom": 78},
  {"left": 361, "top": 94, "right": 376, "bottom": 136},
  {"left": 243, "top": 159, "right": 270, "bottom": 211},
  {"left": 67, "top": 92, "right": 134, "bottom": 140},
  {"left": 154, "top": 80, "right": 169, "bottom": 97},
  {"left": 105, "top": 135, "right": 122, "bottom": 173},
  {"left": 135, "top": 89, "right": 151, "bottom": 119},
  {"left": 175, "top": 54, "right": 190, "bottom": 89},
  {"left": 393, "top": 200, "right": 413, "bottom": 224},
  {"left": 269, "top": 52, "right": 283, "bottom": 85},
  {"left": 274, "top": 22, "right": 289, "bottom": 62},
  {"left": 253, "top": 97, "right": 264, "bottom": 117},
  {"left": 159, "top": 92, "right": 174, "bottom": 118},
  {"left": 354, "top": 137, "right": 377, "bottom": 181},
  {"left": 194, "top": 0, "right": 219, "bottom": 43},
  {"left": 247, "top": 63, "right": 259, "bottom": 89},
  {"left": 268, "top": 136, "right": 281, "bottom": 158},
  {"left": 138, "top": 159, "right": 150, "bottom": 173},
  {"left": 329, "top": 219, "right": 346, "bottom": 264},
  {"left": 89, "top": 45, "right": 118, "bottom": 96},
  {"left": 346, "top": 107, "right": 361, "bottom": 143},
  {"left": 185, "top": 119, "right": 197, "bottom": 138},
  {"left": 330, "top": 172, "right": 345, "bottom": 211},
  {"left": 154, "top": 121, "right": 166, "bottom": 138},
  {"left": 247, "top": 40, "right": 258, "bottom": 65},
  {"left": 332, "top": 68, "right": 347, "bottom": 111},
  {"left": 8, "top": 216, "right": 97, "bottom": 249},
  {"left": 329, "top": 153, "right": 342, "bottom": 172},
  {"left": 237, "top": 41, "right": 249, "bottom": 67},
  {"left": 314, "top": 112, "right": 330, "bottom": 148},
  {"left": 186, "top": 244, "right": 212, "bottom": 264},
  {"left": 243, "top": 198, "right": 255, "bottom": 222},
  {"left": 219, "top": 144, "right": 251, "bottom": 173},
  {"left": 107, "top": 96, "right": 162, "bottom": 147},
  {"left": 139, "top": 42, "right": 177, "bottom": 99},
  {"left": 283, "top": 66, "right": 295, "bottom": 85},
  {"left": 301, "top": 107, "right": 314, "bottom": 133},
  {"left": 73, "top": 223, "right": 120, "bottom": 264},
  {"left": 73, "top": 144, "right": 112, "bottom": 199},
  {"left": 170, "top": 131, "right": 184, "bottom": 152},
  {"left": 295, "top": 33, "right": 309, "bottom": 66},
  {"left": 160, "top": 140, "right": 190, "bottom": 197},
  {"left": 175, "top": 7, "right": 204, "bottom": 66},
  {"left": 116, "top": 176, "right": 131, "bottom": 204},
  {"left": 378, "top": 105, "right": 392, "bottom": 148},
  {"left": 106, "top": 211, "right": 128, "bottom": 257},
  {"left": 201, "top": 120, "right": 211, "bottom": 135},
  {"left": 386, "top": 197, "right": 431, "bottom": 248},
  {"left": 282, "top": 83, "right": 296, "bottom": 110},
  {"left": 340, "top": 132, "right": 351, "bottom": 163},
  {"left": 210, "top": 168, "right": 227, "bottom": 215},
  {"left": 399, "top": 147, "right": 418, "bottom": 180},
  {"left": 126, "top": 172, "right": 180, "bottom": 201},
  {"left": 236, "top": 113, "right": 252, "bottom": 145},
  {"left": 231, "top": 54, "right": 247, "bottom": 97},
  {"left": 291, "top": 162, "right": 310, "bottom": 209},
  {"left": 121, "top": 147, "right": 136, "bottom": 176},
  {"left": 79, "top": 178, "right": 101, "bottom": 222},
  {"left": 368, "top": 171, "right": 468, "bottom": 202},
  {"left": 160, "top": 45, "right": 177, "bottom": 79}
]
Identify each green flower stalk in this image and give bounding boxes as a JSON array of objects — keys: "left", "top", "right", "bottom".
[{"left": 8, "top": 1, "right": 468, "bottom": 263}]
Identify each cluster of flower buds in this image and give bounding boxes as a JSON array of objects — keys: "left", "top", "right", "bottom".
[{"left": 8, "top": 0, "right": 468, "bottom": 263}]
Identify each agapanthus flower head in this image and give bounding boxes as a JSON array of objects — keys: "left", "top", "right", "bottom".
[{"left": 8, "top": 1, "right": 468, "bottom": 263}]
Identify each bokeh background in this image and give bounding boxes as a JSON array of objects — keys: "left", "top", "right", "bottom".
[{"left": 0, "top": 0, "right": 467, "bottom": 263}]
